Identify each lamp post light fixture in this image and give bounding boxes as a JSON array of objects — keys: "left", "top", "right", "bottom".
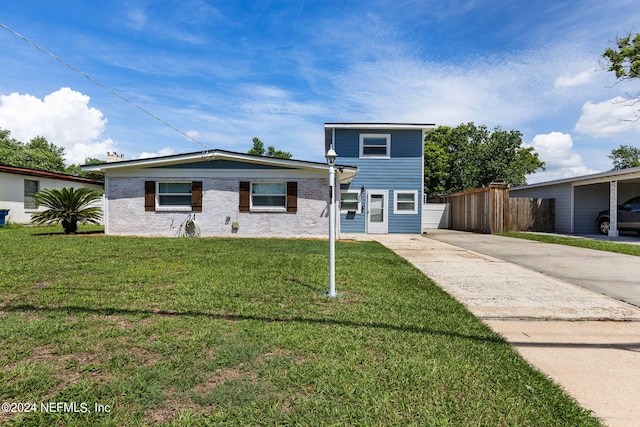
[{"left": 325, "top": 145, "right": 338, "bottom": 297}]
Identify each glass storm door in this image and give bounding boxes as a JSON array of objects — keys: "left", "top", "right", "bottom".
[{"left": 366, "top": 190, "right": 388, "bottom": 234}]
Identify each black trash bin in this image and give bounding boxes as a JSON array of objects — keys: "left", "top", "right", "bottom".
[{"left": 0, "top": 209, "right": 10, "bottom": 227}]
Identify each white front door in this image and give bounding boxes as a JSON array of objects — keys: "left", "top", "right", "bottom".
[{"left": 366, "top": 190, "right": 388, "bottom": 234}]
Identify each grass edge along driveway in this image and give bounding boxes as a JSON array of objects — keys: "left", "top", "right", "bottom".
[
  {"left": 501, "top": 231, "right": 640, "bottom": 257},
  {"left": 0, "top": 226, "right": 602, "bottom": 426}
]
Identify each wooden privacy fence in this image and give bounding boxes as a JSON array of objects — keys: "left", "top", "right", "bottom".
[
  {"left": 507, "top": 197, "right": 555, "bottom": 233},
  {"left": 430, "top": 183, "right": 554, "bottom": 233}
]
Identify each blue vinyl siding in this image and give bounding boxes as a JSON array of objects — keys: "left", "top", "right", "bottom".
[
  {"left": 332, "top": 129, "right": 424, "bottom": 158},
  {"left": 339, "top": 158, "right": 423, "bottom": 233},
  {"left": 334, "top": 127, "right": 424, "bottom": 233}
]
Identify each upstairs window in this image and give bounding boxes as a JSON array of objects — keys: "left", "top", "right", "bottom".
[
  {"left": 360, "top": 134, "right": 390, "bottom": 158},
  {"left": 24, "top": 179, "right": 39, "bottom": 210}
]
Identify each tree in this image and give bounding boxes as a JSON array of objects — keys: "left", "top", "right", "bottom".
[
  {"left": 424, "top": 123, "right": 545, "bottom": 198},
  {"left": 602, "top": 32, "right": 640, "bottom": 117},
  {"left": 423, "top": 127, "right": 452, "bottom": 197},
  {"left": 602, "top": 32, "right": 640, "bottom": 81},
  {"left": 0, "top": 128, "right": 103, "bottom": 179},
  {"left": 0, "top": 130, "right": 67, "bottom": 173},
  {"left": 247, "top": 137, "right": 292, "bottom": 159},
  {"left": 65, "top": 158, "right": 105, "bottom": 180},
  {"left": 247, "top": 137, "right": 265, "bottom": 156},
  {"left": 609, "top": 144, "right": 640, "bottom": 170},
  {"left": 30, "top": 187, "right": 103, "bottom": 234},
  {"left": 25, "top": 136, "right": 67, "bottom": 173}
]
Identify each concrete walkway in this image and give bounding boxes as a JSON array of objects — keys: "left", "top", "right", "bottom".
[{"left": 346, "top": 233, "right": 640, "bottom": 427}]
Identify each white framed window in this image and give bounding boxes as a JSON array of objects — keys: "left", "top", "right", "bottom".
[
  {"left": 251, "top": 182, "right": 287, "bottom": 210},
  {"left": 157, "top": 182, "right": 192, "bottom": 209},
  {"left": 360, "top": 134, "right": 391, "bottom": 158},
  {"left": 394, "top": 190, "right": 418, "bottom": 214},
  {"left": 24, "top": 179, "right": 39, "bottom": 210},
  {"left": 340, "top": 190, "right": 361, "bottom": 213}
]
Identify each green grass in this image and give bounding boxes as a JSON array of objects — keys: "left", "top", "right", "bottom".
[
  {"left": 0, "top": 226, "right": 602, "bottom": 426},
  {"left": 501, "top": 231, "right": 640, "bottom": 256}
]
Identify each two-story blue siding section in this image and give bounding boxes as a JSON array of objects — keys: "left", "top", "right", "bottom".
[{"left": 325, "top": 123, "right": 434, "bottom": 234}]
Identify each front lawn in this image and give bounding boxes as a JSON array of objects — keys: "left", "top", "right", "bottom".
[{"left": 0, "top": 226, "right": 601, "bottom": 426}]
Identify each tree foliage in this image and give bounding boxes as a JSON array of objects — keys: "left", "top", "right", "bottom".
[
  {"left": 602, "top": 32, "right": 640, "bottom": 80},
  {"left": 609, "top": 144, "right": 640, "bottom": 170},
  {"left": 64, "top": 158, "right": 105, "bottom": 181},
  {"left": 0, "top": 130, "right": 66, "bottom": 173},
  {"left": 247, "top": 137, "right": 292, "bottom": 159},
  {"left": 30, "top": 187, "right": 103, "bottom": 234},
  {"left": 424, "top": 123, "right": 545, "bottom": 198},
  {"left": 0, "top": 128, "right": 103, "bottom": 180}
]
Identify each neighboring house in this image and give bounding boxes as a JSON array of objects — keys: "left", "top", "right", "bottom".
[
  {"left": 81, "top": 150, "right": 357, "bottom": 238},
  {"left": 324, "top": 123, "right": 435, "bottom": 234},
  {"left": 510, "top": 166, "right": 640, "bottom": 236},
  {"left": 0, "top": 164, "right": 104, "bottom": 224}
]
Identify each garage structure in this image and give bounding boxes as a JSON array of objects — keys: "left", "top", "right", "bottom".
[{"left": 510, "top": 166, "right": 640, "bottom": 236}]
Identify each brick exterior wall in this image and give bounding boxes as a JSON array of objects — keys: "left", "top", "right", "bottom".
[{"left": 106, "top": 177, "right": 329, "bottom": 237}]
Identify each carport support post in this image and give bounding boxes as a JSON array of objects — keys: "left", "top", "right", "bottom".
[{"left": 609, "top": 180, "right": 619, "bottom": 237}]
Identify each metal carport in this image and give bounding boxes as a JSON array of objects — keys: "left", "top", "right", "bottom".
[{"left": 510, "top": 166, "right": 640, "bottom": 236}]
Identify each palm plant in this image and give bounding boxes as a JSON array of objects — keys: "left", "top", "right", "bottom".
[{"left": 30, "top": 187, "right": 103, "bottom": 234}]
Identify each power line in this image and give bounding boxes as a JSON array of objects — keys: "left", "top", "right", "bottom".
[{"left": 0, "top": 22, "right": 209, "bottom": 151}]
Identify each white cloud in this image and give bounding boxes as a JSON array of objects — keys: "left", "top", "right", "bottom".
[
  {"left": 554, "top": 68, "right": 596, "bottom": 88},
  {"left": 125, "top": 7, "right": 148, "bottom": 30},
  {"left": 525, "top": 132, "right": 598, "bottom": 183},
  {"left": 186, "top": 130, "right": 200, "bottom": 140},
  {"left": 574, "top": 96, "right": 640, "bottom": 137},
  {"left": 327, "top": 42, "right": 604, "bottom": 130},
  {"left": 138, "top": 147, "right": 175, "bottom": 159},
  {"left": 0, "top": 88, "right": 116, "bottom": 164},
  {"left": 68, "top": 139, "right": 116, "bottom": 163}
]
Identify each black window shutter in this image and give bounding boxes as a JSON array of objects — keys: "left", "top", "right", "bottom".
[
  {"left": 287, "top": 181, "right": 297, "bottom": 213},
  {"left": 239, "top": 181, "right": 250, "bottom": 212},
  {"left": 144, "top": 181, "right": 155, "bottom": 212},
  {"left": 191, "top": 181, "right": 203, "bottom": 212}
]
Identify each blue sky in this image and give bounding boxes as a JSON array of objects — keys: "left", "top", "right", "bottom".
[{"left": 2, "top": 1, "right": 640, "bottom": 183}]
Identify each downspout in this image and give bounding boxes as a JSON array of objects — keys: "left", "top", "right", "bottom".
[
  {"left": 103, "top": 177, "right": 109, "bottom": 234},
  {"left": 421, "top": 128, "right": 426, "bottom": 233}
]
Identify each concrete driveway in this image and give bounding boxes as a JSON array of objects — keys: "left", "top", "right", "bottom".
[
  {"left": 351, "top": 232, "right": 640, "bottom": 427},
  {"left": 425, "top": 229, "right": 640, "bottom": 308}
]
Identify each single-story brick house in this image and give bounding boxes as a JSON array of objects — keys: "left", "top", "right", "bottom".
[
  {"left": 0, "top": 164, "right": 104, "bottom": 224},
  {"left": 82, "top": 150, "right": 358, "bottom": 238}
]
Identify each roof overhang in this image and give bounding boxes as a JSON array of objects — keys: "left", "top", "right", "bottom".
[
  {"left": 81, "top": 149, "right": 358, "bottom": 183},
  {"left": 324, "top": 122, "right": 435, "bottom": 131},
  {"left": 514, "top": 166, "right": 640, "bottom": 190},
  {"left": 0, "top": 164, "right": 103, "bottom": 185}
]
